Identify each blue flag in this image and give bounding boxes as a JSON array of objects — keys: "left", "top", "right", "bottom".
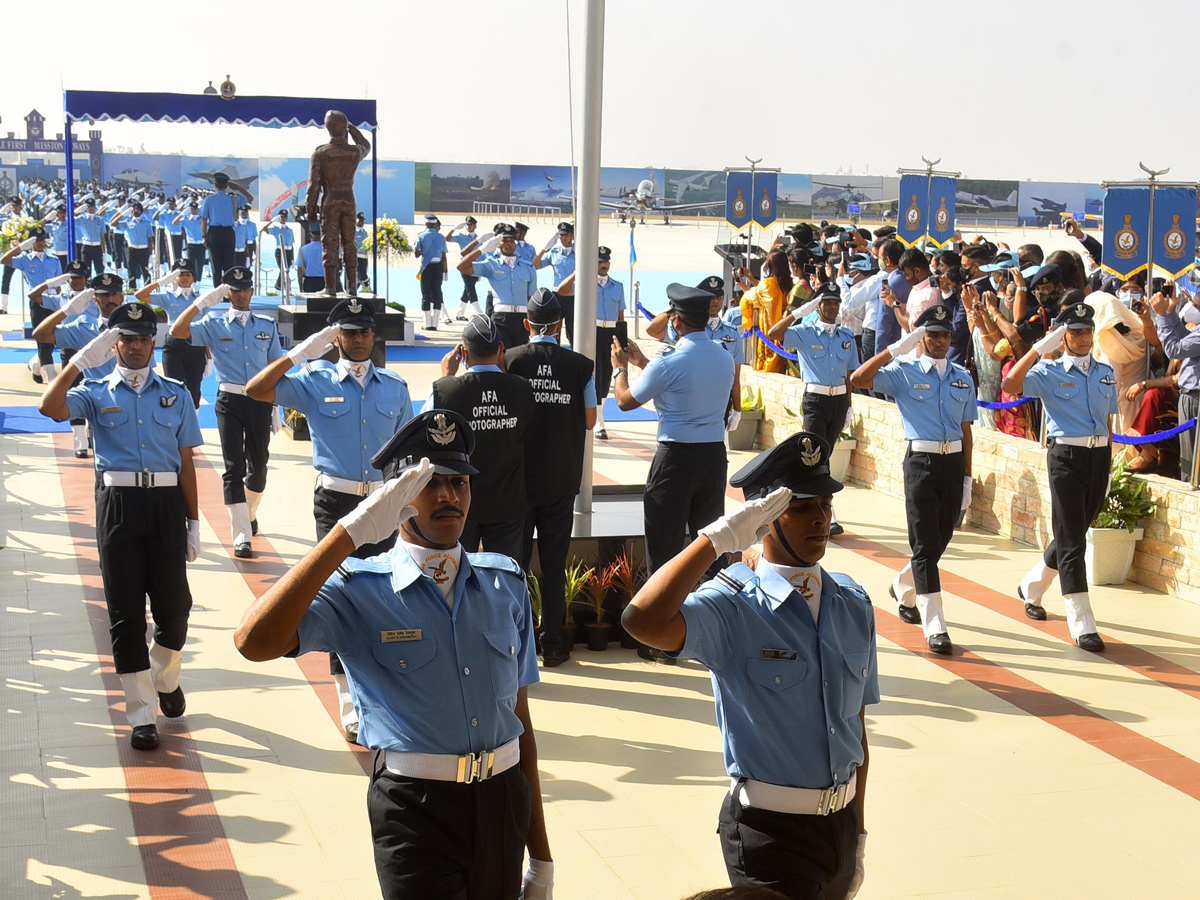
[
  {"left": 726, "top": 171, "right": 753, "bottom": 230},
  {"left": 752, "top": 172, "right": 778, "bottom": 229},
  {"left": 896, "top": 173, "right": 928, "bottom": 247},
  {"left": 927, "top": 176, "right": 957, "bottom": 248},
  {"left": 629, "top": 225, "right": 637, "bottom": 268},
  {"left": 896, "top": 174, "right": 958, "bottom": 248},
  {"left": 1152, "top": 187, "right": 1197, "bottom": 280},
  {"left": 1101, "top": 187, "right": 1150, "bottom": 280}
]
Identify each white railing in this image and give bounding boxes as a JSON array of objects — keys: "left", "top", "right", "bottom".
[{"left": 471, "top": 202, "right": 559, "bottom": 222}]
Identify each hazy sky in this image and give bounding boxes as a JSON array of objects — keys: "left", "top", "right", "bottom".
[{"left": 4, "top": 0, "right": 1191, "bottom": 185}]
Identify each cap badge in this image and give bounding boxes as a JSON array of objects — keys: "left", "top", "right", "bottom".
[
  {"left": 799, "top": 437, "right": 821, "bottom": 468},
  {"left": 101, "top": 275, "right": 112, "bottom": 285},
  {"left": 127, "top": 305, "right": 142, "bottom": 320},
  {"left": 1076, "top": 304, "right": 1086, "bottom": 317},
  {"left": 348, "top": 299, "right": 362, "bottom": 314},
  {"left": 935, "top": 307, "right": 947, "bottom": 321},
  {"left": 430, "top": 413, "right": 457, "bottom": 446}
]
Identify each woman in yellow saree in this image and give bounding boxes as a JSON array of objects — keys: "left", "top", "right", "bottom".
[{"left": 738, "top": 246, "right": 794, "bottom": 373}]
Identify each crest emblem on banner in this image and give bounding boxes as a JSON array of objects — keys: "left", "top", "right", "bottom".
[
  {"left": 905, "top": 195, "right": 921, "bottom": 228},
  {"left": 759, "top": 189, "right": 772, "bottom": 217},
  {"left": 934, "top": 197, "right": 950, "bottom": 231},
  {"left": 732, "top": 189, "right": 747, "bottom": 220},
  {"left": 1164, "top": 214, "right": 1186, "bottom": 260},
  {"left": 1114, "top": 214, "right": 1139, "bottom": 259}
]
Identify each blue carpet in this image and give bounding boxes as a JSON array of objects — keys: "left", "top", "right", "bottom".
[{"left": 0, "top": 407, "right": 71, "bottom": 434}]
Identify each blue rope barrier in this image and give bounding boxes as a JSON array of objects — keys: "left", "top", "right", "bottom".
[
  {"left": 636, "top": 302, "right": 655, "bottom": 322},
  {"left": 1111, "top": 418, "right": 1196, "bottom": 445},
  {"left": 751, "top": 326, "right": 799, "bottom": 361},
  {"left": 977, "top": 397, "right": 1034, "bottom": 410}
]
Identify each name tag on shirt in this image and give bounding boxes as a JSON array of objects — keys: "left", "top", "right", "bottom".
[
  {"left": 913, "top": 383, "right": 931, "bottom": 390},
  {"left": 1059, "top": 381, "right": 1076, "bottom": 388},
  {"left": 761, "top": 648, "right": 798, "bottom": 661},
  {"left": 219, "top": 336, "right": 235, "bottom": 342},
  {"left": 324, "top": 396, "right": 345, "bottom": 403},
  {"left": 381, "top": 629, "right": 422, "bottom": 643},
  {"left": 101, "top": 405, "right": 122, "bottom": 414}
]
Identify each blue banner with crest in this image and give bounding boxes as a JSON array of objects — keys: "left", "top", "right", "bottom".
[
  {"left": 752, "top": 172, "right": 778, "bottom": 229},
  {"left": 897, "top": 174, "right": 957, "bottom": 248},
  {"left": 1152, "top": 187, "right": 1196, "bottom": 280},
  {"left": 896, "top": 174, "right": 927, "bottom": 247},
  {"left": 725, "top": 171, "right": 752, "bottom": 231},
  {"left": 927, "top": 176, "right": 957, "bottom": 248},
  {"left": 1101, "top": 187, "right": 1150, "bottom": 280}
]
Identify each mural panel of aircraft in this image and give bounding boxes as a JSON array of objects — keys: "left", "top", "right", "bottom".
[
  {"left": 112, "top": 167, "right": 165, "bottom": 190},
  {"left": 187, "top": 164, "right": 258, "bottom": 199},
  {"left": 566, "top": 169, "right": 724, "bottom": 224},
  {"left": 956, "top": 189, "right": 1018, "bottom": 211}
]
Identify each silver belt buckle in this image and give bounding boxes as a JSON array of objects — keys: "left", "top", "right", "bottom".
[
  {"left": 816, "top": 783, "right": 840, "bottom": 816},
  {"left": 1087, "top": 435, "right": 1098, "bottom": 448},
  {"left": 357, "top": 481, "right": 370, "bottom": 498},
  {"left": 940, "top": 441, "right": 952, "bottom": 455},
  {"left": 457, "top": 749, "right": 496, "bottom": 784},
  {"left": 140, "top": 468, "right": 152, "bottom": 488}
]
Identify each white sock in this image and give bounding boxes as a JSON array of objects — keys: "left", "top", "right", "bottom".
[
  {"left": 0, "top": 293, "right": 8, "bottom": 312},
  {"left": 893, "top": 563, "right": 916, "bottom": 608},
  {"left": 71, "top": 423, "right": 89, "bottom": 452},
  {"left": 228, "top": 502, "right": 252, "bottom": 546},
  {"left": 333, "top": 673, "right": 358, "bottom": 732},
  {"left": 917, "top": 592, "right": 947, "bottom": 638},
  {"left": 42, "top": 363, "right": 58, "bottom": 382},
  {"left": 595, "top": 404, "right": 606, "bottom": 431},
  {"left": 149, "top": 641, "right": 182, "bottom": 693},
  {"left": 28, "top": 355, "right": 41, "bottom": 377},
  {"left": 469, "top": 301, "right": 483, "bottom": 316},
  {"left": 1020, "top": 560, "right": 1056, "bottom": 605},
  {"left": 1063, "top": 592, "right": 1098, "bottom": 640},
  {"left": 120, "top": 670, "right": 157, "bottom": 727}
]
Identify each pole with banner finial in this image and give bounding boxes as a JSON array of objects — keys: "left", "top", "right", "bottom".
[
  {"left": 921, "top": 156, "right": 940, "bottom": 248},
  {"left": 745, "top": 156, "right": 761, "bottom": 266},
  {"left": 1140, "top": 162, "right": 1170, "bottom": 298}
]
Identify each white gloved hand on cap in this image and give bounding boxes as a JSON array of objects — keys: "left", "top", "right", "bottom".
[
  {"left": 339, "top": 459, "right": 434, "bottom": 549},
  {"left": 193, "top": 283, "right": 231, "bottom": 310},
  {"left": 699, "top": 486, "right": 793, "bottom": 558},
  {"left": 72, "top": 327, "right": 119, "bottom": 370},
  {"left": 158, "top": 270, "right": 180, "bottom": 288},
  {"left": 63, "top": 287, "right": 96, "bottom": 317},
  {"left": 1033, "top": 324, "right": 1068, "bottom": 356},
  {"left": 19, "top": 236, "right": 37, "bottom": 251},
  {"left": 793, "top": 296, "right": 821, "bottom": 320},
  {"left": 887, "top": 325, "right": 926, "bottom": 358},
  {"left": 288, "top": 324, "right": 341, "bottom": 364},
  {"left": 541, "top": 233, "right": 560, "bottom": 254},
  {"left": 38, "top": 273, "right": 72, "bottom": 292},
  {"left": 477, "top": 235, "right": 501, "bottom": 255}
]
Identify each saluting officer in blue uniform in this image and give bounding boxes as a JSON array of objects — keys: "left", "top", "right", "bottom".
[
  {"left": 200, "top": 171, "right": 247, "bottom": 288},
  {"left": 172, "top": 266, "right": 283, "bottom": 558},
  {"left": 247, "top": 297, "right": 415, "bottom": 741},
  {"left": 446, "top": 215, "right": 484, "bottom": 320},
  {"left": 1001, "top": 303, "right": 1115, "bottom": 652},
  {"left": 174, "top": 202, "right": 207, "bottom": 281},
  {"left": 74, "top": 197, "right": 107, "bottom": 277},
  {"left": 623, "top": 432, "right": 877, "bottom": 900},
  {"left": 38, "top": 302, "right": 203, "bottom": 752},
  {"left": 612, "top": 284, "right": 736, "bottom": 579},
  {"left": 533, "top": 222, "right": 576, "bottom": 339},
  {"left": 769, "top": 282, "right": 861, "bottom": 536},
  {"left": 46, "top": 203, "right": 70, "bottom": 271},
  {"left": 234, "top": 205, "right": 255, "bottom": 269},
  {"left": 154, "top": 197, "right": 185, "bottom": 267},
  {"left": 136, "top": 259, "right": 210, "bottom": 408},
  {"left": 110, "top": 200, "right": 155, "bottom": 288},
  {"left": 458, "top": 223, "right": 538, "bottom": 349},
  {"left": 414, "top": 214, "right": 449, "bottom": 331},
  {"left": 2, "top": 226, "right": 63, "bottom": 382},
  {"left": 513, "top": 222, "right": 535, "bottom": 267},
  {"left": 234, "top": 410, "right": 555, "bottom": 900},
  {"left": 262, "top": 210, "right": 296, "bottom": 291},
  {"left": 851, "top": 304, "right": 976, "bottom": 654}
]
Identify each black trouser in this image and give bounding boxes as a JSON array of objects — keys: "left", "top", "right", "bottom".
[
  {"left": 459, "top": 272, "right": 479, "bottom": 308},
  {"left": 234, "top": 250, "right": 248, "bottom": 269},
  {"left": 718, "top": 780, "right": 860, "bottom": 900},
  {"left": 420, "top": 266, "right": 443, "bottom": 311},
  {"left": 902, "top": 448, "right": 965, "bottom": 594},
  {"left": 302, "top": 275, "right": 325, "bottom": 294},
  {"left": 595, "top": 326, "right": 619, "bottom": 404},
  {"left": 0, "top": 263, "right": 11, "bottom": 296},
  {"left": 207, "top": 225, "right": 235, "bottom": 287},
  {"left": 111, "top": 233, "right": 126, "bottom": 271},
  {"left": 79, "top": 244, "right": 104, "bottom": 277},
  {"left": 126, "top": 246, "right": 150, "bottom": 288},
  {"left": 561, "top": 294, "right": 576, "bottom": 346},
  {"left": 1179, "top": 391, "right": 1200, "bottom": 481},
  {"left": 162, "top": 335, "right": 207, "bottom": 409},
  {"left": 644, "top": 441, "right": 728, "bottom": 574},
  {"left": 520, "top": 495, "right": 575, "bottom": 653},
  {"left": 187, "top": 243, "right": 206, "bottom": 280},
  {"left": 358, "top": 257, "right": 369, "bottom": 288},
  {"left": 169, "top": 233, "right": 184, "bottom": 265},
  {"left": 274, "top": 248, "right": 294, "bottom": 290},
  {"left": 245, "top": 240, "right": 256, "bottom": 268},
  {"left": 29, "top": 301, "right": 57, "bottom": 367},
  {"left": 490, "top": 311, "right": 528, "bottom": 348},
  {"left": 215, "top": 391, "right": 272, "bottom": 504},
  {"left": 1044, "top": 442, "right": 1110, "bottom": 595},
  {"left": 801, "top": 391, "right": 849, "bottom": 451},
  {"left": 460, "top": 518, "right": 524, "bottom": 559},
  {"left": 314, "top": 485, "right": 398, "bottom": 678},
  {"left": 95, "top": 485, "right": 191, "bottom": 674},
  {"left": 368, "top": 761, "right": 531, "bottom": 900}
]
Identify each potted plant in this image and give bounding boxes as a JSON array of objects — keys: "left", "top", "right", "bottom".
[
  {"left": 526, "top": 572, "right": 542, "bottom": 633},
  {"left": 561, "top": 560, "right": 593, "bottom": 649},
  {"left": 727, "top": 387, "right": 765, "bottom": 451},
  {"left": 577, "top": 563, "right": 619, "bottom": 650},
  {"left": 610, "top": 550, "right": 645, "bottom": 649},
  {"left": 361, "top": 217, "right": 413, "bottom": 300},
  {"left": 1086, "top": 455, "right": 1155, "bottom": 585},
  {"left": 830, "top": 419, "right": 858, "bottom": 483}
]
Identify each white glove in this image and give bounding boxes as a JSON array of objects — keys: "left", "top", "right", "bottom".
[
  {"left": 339, "top": 458, "right": 434, "bottom": 549},
  {"left": 843, "top": 407, "right": 853, "bottom": 434},
  {"left": 270, "top": 406, "right": 283, "bottom": 435},
  {"left": 288, "top": 323, "right": 341, "bottom": 363},
  {"left": 72, "top": 327, "right": 119, "bottom": 370},
  {"left": 116, "top": 205, "right": 131, "bottom": 218},
  {"left": 19, "top": 236, "right": 37, "bottom": 251},
  {"left": 1033, "top": 324, "right": 1067, "bottom": 356},
  {"left": 185, "top": 519, "right": 201, "bottom": 563},
  {"left": 193, "top": 283, "right": 231, "bottom": 310},
  {"left": 887, "top": 326, "right": 926, "bottom": 358},
  {"left": 63, "top": 287, "right": 96, "bottom": 317},
  {"left": 847, "top": 832, "right": 867, "bottom": 899},
  {"left": 442, "top": 272, "right": 448, "bottom": 283},
  {"left": 522, "top": 858, "right": 553, "bottom": 900},
  {"left": 477, "top": 235, "right": 501, "bottom": 255},
  {"left": 699, "top": 485, "right": 793, "bottom": 558},
  {"left": 793, "top": 296, "right": 821, "bottom": 320},
  {"left": 541, "top": 233, "right": 560, "bottom": 254},
  {"left": 158, "top": 269, "right": 179, "bottom": 287},
  {"left": 961, "top": 475, "right": 974, "bottom": 512},
  {"left": 726, "top": 408, "right": 742, "bottom": 432}
]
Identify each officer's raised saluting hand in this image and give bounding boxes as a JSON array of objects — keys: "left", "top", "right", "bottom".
[
  {"left": 194, "top": 283, "right": 232, "bottom": 310},
  {"left": 338, "top": 458, "right": 435, "bottom": 549},
  {"left": 698, "top": 485, "right": 793, "bottom": 557},
  {"left": 1032, "top": 324, "right": 1068, "bottom": 357},
  {"left": 441, "top": 344, "right": 464, "bottom": 377},
  {"left": 73, "top": 327, "right": 120, "bottom": 370}
]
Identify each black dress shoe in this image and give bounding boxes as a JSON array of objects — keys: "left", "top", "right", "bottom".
[
  {"left": 927, "top": 633, "right": 953, "bottom": 655},
  {"left": 1077, "top": 632, "right": 1105, "bottom": 652},
  {"left": 251, "top": 519, "right": 259, "bottom": 536},
  {"left": 130, "top": 724, "right": 160, "bottom": 750},
  {"left": 158, "top": 687, "right": 186, "bottom": 718},
  {"left": 1024, "top": 603, "right": 1047, "bottom": 621},
  {"left": 234, "top": 542, "right": 253, "bottom": 559},
  {"left": 456, "top": 315, "right": 468, "bottom": 321},
  {"left": 74, "top": 449, "right": 90, "bottom": 459},
  {"left": 542, "top": 648, "right": 571, "bottom": 668},
  {"left": 829, "top": 522, "right": 845, "bottom": 536},
  {"left": 596, "top": 429, "right": 609, "bottom": 441},
  {"left": 31, "top": 372, "right": 43, "bottom": 385},
  {"left": 890, "top": 585, "right": 921, "bottom": 624}
]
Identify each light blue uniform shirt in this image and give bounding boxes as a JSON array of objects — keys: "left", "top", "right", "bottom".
[
  {"left": 293, "top": 548, "right": 539, "bottom": 754},
  {"left": 355, "top": 226, "right": 369, "bottom": 257},
  {"left": 57, "top": 314, "right": 120, "bottom": 379},
  {"left": 11, "top": 253, "right": 63, "bottom": 310},
  {"left": 1021, "top": 356, "right": 1117, "bottom": 438},
  {"left": 63, "top": 369, "right": 202, "bottom": 475},
  {"left": 118, "top": 214, "right": 155, "bottom": 248},
  {"left": 543, "top": 245, "right": 575, "bottom": 286},
  {"left": 188, "top": 310, "right": 283, "bottom": 385},
  {"left": 872, "top": 355, "right": 977, "bottom": 441},
  {"left": 665, "top": 317, "right": 747, "bottom": 367},
  {"left": 676, "top": 562, "right": 879, "bottom": 787},
  {"left": 298, "top": 242, "right": 323, "bottom": 274},
  {"left": 149, "top": 287, "right": 199, "bottom": 324},
  {"left": 448, "top": 232, "right": 478, "bottom": 251},
  {"left": 274, "top": 360, "right": 414, "bottom": 481},
  {"left": 414, "top": 229, "right": 448, "bottom": 272},
  {"left": 180, "top": 214, "right": 204, "bottom": 243},
  {"left": 235, "top": 220, "right": 254, "bottom": 251},
  {"left": 515, "top": 241, "right": 535, "bottom": 267},
  {"left": 781, "top": 320, "right": 859, "bottom": 387},
  {"left": 596, "top": 277, "right": 626, "bottom": 322},
  {"left": 73, "top": 212, "right": 105, "bottom": 244},
  {"left": 470, "top": 257, "right": 537, "bottom": 306},
  {"left": 267, "top": 222, "right": 294, "bottom": 249},
  {"left": 722, "top": 305, "right": 742, "bottom": 330},
  {"left": 155, "top": 206, "right": 183, "bottom": 235},
  {"left": 528, "top": 334, "right": 598, "bottom": 406},
  {"left": 845, "top": 270, "right": 885, "bottom": 332},
  {"left": 200, "top": 190, "right": 237, "bottom": 227},
  {"left": 45, "top": 220, "right": 69, "bottom": 254},
  {"left": 630, "top": 331, "right": 734, "bottom": 443}
]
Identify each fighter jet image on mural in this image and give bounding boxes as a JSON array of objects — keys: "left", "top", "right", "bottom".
[
  {"left": 812, "top": 180, "right": 890, "bottom": 216},
  {"left": 187, "top": 165, "right": 258, "bottom": 200},
  {"left": 576, "top": 169, "right": 725, "bottom": 224},
  {"left": 112, "top": 167, "right": 166, "bottom": 190}
]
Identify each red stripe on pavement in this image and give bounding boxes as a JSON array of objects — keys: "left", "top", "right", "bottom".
[{"left": 52, "top": 433, "right": 250, "bottom": 900}]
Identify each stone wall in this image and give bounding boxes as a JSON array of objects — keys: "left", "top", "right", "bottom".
[{"left": 742, "top": 367, "right": 1199, "bottom": 602}]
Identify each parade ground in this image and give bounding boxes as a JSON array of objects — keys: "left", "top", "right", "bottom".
[{"left": 2, "top": 219, "right": 1199, "bottom": 899}]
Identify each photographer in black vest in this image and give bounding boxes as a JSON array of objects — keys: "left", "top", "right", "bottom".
[{"left": 506, "top": 289, "right": 598, "bottom": 666}]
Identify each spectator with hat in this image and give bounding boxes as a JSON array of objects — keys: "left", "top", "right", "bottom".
[
  {"left": 38, "top": 301, "right": 203, "bottom": 752},
  {"left": 247, "top": 296, "right": 414, "bottom": 741},
  {"left": 446, "top": 215, "right": 484, "bottom": 320},
  {"left": 297, "top": 223, "right": 327, "bottom": 294},
  {"left": 414, "top": 214, "right": 449, "bottom": 330},
  {"left": 1001, "top": 301, "right": 1116, "bottom": 651},
  {"left": 851, "top": 304, "right": 977, "bottom": 655},
  {"left": 533, "top": 222, "right": 577, "bottom": 340},
  {"left": 136, "top": 259, "right": 209, "bottom": 408},
  {"left": 171, "top": 266, "right": 283, "bottom": 558},
  {"left": 234, "top": 410, "right": 554, "bottom": 900},
  {"left": 458, "top": 223, "right": 538, "bottom": 348}
]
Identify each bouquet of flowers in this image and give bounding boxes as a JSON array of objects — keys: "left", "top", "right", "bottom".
[
  {"left": 0, "top": 215, "right": 45, "bottom": 252},
  {"left": 361, "top": 218, "right": 412, "bottom": 263}
]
